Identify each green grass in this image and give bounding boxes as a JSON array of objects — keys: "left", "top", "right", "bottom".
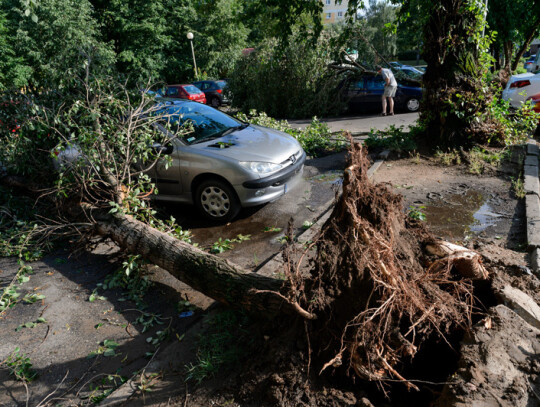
[{"left": 185, "top": 310, "right": 253, "bottom": 384}]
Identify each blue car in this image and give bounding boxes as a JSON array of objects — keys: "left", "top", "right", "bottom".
[{"left": 343, "top": 74, "right": 422, "bottom": 113}]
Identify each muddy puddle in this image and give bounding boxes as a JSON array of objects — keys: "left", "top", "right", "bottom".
[{"left": 419, "top": 188, "right": 502, "bottom": 239}]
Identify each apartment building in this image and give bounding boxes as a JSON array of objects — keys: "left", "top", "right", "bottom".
[{"left": 322, "top": 0, "right": 349, "bottom": 24}]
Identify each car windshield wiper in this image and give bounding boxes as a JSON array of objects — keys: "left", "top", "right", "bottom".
[
  {"left": 191, "top": 124, "right": 249, "bottom": 145},
  {"left": 219, "top": 123, "right": 249, "bottom": 137}
]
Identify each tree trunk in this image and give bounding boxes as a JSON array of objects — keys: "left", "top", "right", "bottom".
[
  {"left": 95, "top": 213, "right": 301, "bottom": 317},
  {"left": 420, "top": 0, "right": 492, "bottom": 148},
  {"left": 511, "top": 16, "right": 540, "bottom": 72}
]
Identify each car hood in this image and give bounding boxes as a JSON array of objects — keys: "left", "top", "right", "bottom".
[{"left": 192, "top": 124, "right": 303, "bottom": 163}]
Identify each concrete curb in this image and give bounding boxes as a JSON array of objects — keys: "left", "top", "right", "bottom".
[{"left": 525, "top": 138, "right": 540, "bottom": 275}]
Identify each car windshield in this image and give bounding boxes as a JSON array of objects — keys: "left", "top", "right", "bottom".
[
  {"left": 158, "top": 102, "right": 243, "bottom": 144},
  {"left": 182, "top": 85, "right": 202, "bottom": 94}
]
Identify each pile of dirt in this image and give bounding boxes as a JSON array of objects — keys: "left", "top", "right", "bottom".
[
  {"left": 436, "top": 305, "right": 540, "bottom": 407},
  {"left": 184, "top": 142, "right": 492, "bottom": 406}
]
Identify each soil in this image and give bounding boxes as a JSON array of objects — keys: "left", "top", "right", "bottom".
[{"left": 1, "top": 148, "right": 539, "bottom": 407}]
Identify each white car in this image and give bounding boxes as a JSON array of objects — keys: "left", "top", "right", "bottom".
[{"left": 502, "top": 72, "right": 540, "bottom": 108}]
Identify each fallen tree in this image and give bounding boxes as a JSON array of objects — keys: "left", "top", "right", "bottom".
[{"left": 0, "top": 80, "right": 490, "bottom": 398}]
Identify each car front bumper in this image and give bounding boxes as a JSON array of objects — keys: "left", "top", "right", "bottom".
[{"left": 235, "top": 155, "right": 305, "bottom": 207}]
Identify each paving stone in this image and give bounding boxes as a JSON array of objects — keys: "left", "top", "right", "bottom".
[
  {"left": 527, "top": 194, "right": 540, "bottom": 220},
  {"left": 527, "top": 219, "right": 540, "bottom": 248},
  {"left": 367, "top": 159, "right": 384, "bottom": 179},
  {"left": 530, "top": 247, "right": 540, "bottom": 276},
  {"left": 524, "top": 163, "right": 539, "bottom": 195},
  {"left": 496, "top": 285, "right": 540, "bottom": 330},
  {"left": 527, "top": 139, "right": 539, "bottom": 156},
  {"left": 524, "top": 155, "right": 539, "bottom": 166}
]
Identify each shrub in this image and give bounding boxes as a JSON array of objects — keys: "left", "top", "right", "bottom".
[
  {"left": 364, "top": 124, "right": 418, "bottom": 153},
  {"left": 227, "top": 32, "right": 346, "bottom": 119},
  {"left": 236, "top": 110, "right": 346, "bottom": 157}
]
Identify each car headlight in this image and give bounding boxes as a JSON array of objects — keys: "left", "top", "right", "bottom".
[{"left": 239, "top": 161, "right": 282, "bottom": 174}]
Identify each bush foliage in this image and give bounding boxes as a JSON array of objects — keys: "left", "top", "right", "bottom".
[
  {"left": 236, "top": 110, "right": 346, "bottom": 157},
  {"left": 227, "top": 32, "right": 346, "bottom": 119}
]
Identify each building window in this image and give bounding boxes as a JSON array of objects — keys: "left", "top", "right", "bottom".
[
  {"left": 326, "top": 12, "right": 332, "bottom": 19},
  {"left": 337, "top": 11, "right": 343, "bottom": 17},
  {"left": 325, "top": 0, "right": 331, "bottom": 4}
]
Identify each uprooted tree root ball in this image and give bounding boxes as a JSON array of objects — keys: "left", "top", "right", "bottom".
[{"left": 297, "top": 140, "right": 488, "bottom": 392}]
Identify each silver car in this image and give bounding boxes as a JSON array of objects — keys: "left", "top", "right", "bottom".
[{"left": 148, "top": 101, "right": 305, "bottom": 221}]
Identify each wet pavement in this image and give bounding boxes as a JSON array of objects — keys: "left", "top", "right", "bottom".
[
  {"left": 155, "top": 152, "right": 347, "bottom": 271},
  {"left": 423, "top": 188, "right": 502, "bottom": 239}
]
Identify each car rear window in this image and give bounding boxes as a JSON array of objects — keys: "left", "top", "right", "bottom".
[
  {"left": 215, "top": 80, "right": 227, "bottom": 89},
  {"left": 182, "top": 85, "right": 203, "bottom": 94}
]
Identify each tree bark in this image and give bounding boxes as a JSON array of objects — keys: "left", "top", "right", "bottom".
[
  {"left": 95, "top": 213, "right": 300, "bottom": 317},
  {"left": 511, "top": 16, "right": 540, "bottom": 72},
  {"left": 420, "top": 0, "right": 492, "bottom": 147}
]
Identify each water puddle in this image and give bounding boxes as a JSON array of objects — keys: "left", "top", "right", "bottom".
[
  {"left": 421, "top": 189, "right": 500, "bottom": 239},
  {"left": 311, "top": 170, "right": 343, "bottom": 186}
]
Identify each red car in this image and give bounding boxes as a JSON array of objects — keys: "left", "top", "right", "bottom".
[
  {"left": 526, "top": 93, "right": 540, "bottom": 120},
  {"left": 164, "top": 84, "right": 206, "bottom": 104}
]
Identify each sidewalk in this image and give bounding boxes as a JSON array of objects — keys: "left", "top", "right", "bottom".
[{"left": 288, "top": 112, "right": 419, "bottom": 135}]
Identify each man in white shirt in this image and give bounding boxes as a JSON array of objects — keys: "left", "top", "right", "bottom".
[{"left": 376, "top": 65, "right": 397, "bottom": 116}]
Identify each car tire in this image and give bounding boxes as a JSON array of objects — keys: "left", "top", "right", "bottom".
[
  {"left": 405, "top": 97, "right": 420, "bottom": 112},
  {"left": 211, "top": 97, "right": 221, "bottom": 108},
  {"left": 195, "top": 178, "right": 240, "bottom": 222}
]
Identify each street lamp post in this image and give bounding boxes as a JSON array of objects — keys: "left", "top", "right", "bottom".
[{"left": 187, "top": 32, "right": 198, "bottom": 80}]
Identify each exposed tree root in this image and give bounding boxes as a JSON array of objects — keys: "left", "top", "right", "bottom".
[{"left": 300, "top": 138, "right": 484, "bottom": 390}]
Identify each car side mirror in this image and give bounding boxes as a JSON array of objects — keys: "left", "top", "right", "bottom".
[{"left": 152, "top": 143, "right": 174, "bottom": 155}]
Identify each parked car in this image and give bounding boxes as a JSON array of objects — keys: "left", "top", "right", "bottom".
[
  {"left": 526, "top": 92, "right": 540, "bottom": 117},
  {"left": 342, "top": 74, "right": 423, "bottom": 113},
  {"left": 526, "top": 55, "right": 537, "bottom": 72},
  {"left": 396, "top": 66, "right": 424, "bottom": 80},
  {"left": 192, "top": 80, "right": 230, "bottom": 107},
  {"left": 502, "top": 72, "right": 540, "bottom": 108},
  {"left": 163, "top": 84, "right": 206, "bottom": 104},
  {"left": 54, "top": 100, "right": 306, "bottom": 222}
]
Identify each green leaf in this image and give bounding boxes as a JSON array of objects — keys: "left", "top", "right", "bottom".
[
  {"left": 103, "top": 340, "right": 119, "bottom": 348},
  {"left": 103, "top": 349, "right": 116, "bottom": 357}
]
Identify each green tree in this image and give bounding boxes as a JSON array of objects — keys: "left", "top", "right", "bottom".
[
  {"left": 0, "top": 12, "right": 29, "bottom": 90},
  {"left": 91, "top": 0, "right": 172, "bottom": 84},
  {"left": 0, "top": 0, "right": 114, "bottom": 91},
  {"left": 364, "top": 0, "right": 398, "bottom": 59},
  {"left": 487, "top": 0, "right": 540, "bottom": 76},
  {"left": 174, "top": 0, "right": 249, "bottom": 79},
  {"left": 89, "top": 0, "right": 248, "bottom": 83},
  {"left": 228, "top": 31, "right": 345, "bottom": 119}
]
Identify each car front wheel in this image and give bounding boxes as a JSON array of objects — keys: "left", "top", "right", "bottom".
[
  {"left": 195, "top": 179, "right": 240, "bottom": 222},
  {"left": 405, "top": 97, "right": 420, "bottom": 112}
]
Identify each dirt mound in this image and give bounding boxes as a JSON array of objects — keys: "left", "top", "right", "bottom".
[
  {"left": 299, "top": 141, "right": 480, "bottom": 391},
  {"left": 436, "top": 305, "right": 540, "bottom": 406}
]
